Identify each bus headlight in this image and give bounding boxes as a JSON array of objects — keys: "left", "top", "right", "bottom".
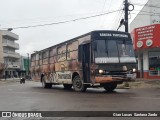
[
  {"left": 133, "top": 68, "right": 136, "bottom": 72},
  {"left": 99, "top": 69, "right": 104, "bottom": 74}
]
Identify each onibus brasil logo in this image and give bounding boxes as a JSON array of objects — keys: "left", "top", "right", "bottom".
[{"left": 1, "top": 112, "right": 42, "bottom": 118}]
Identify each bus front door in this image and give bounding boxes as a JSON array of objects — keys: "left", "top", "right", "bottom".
[{"left": 81, "top": 43, "right": 90, "bottom": 83}]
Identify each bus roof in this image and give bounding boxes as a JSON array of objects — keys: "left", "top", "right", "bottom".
[{"left": 31, "top": 30, "right": 129, "bottom": 55}]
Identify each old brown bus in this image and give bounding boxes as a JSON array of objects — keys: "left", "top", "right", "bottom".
[{"left": 31, "top": 30, "right": 136, "bottom": 92}]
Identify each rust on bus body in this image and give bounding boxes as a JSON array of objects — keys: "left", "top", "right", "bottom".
[{"left": 31, "top": 35, "right": 91, "bottom": 81}]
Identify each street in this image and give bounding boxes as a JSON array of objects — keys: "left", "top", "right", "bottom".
[{"left": 0, "top": 80, "right": 160, "bottom": 120}]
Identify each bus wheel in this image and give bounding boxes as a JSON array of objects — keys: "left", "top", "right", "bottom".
[
  {"left": 46, "top": 83, "right": 52, "bottom": 88},
  {"left": 42, "top": 78, "right": 52, "bottom": 88},
  {"left": 72, "top": 75, "right": 86, "bottom": 92},
  {"left": 63, "top": 84, "right": 72, "bottom": 89},
  {"left": 103, "top": 83, "right": 117, "bottom": 92}
]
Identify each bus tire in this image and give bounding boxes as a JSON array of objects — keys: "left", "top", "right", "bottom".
[
  {"left": 42, "top": 77, "right": 52, "bottom": 88},
  {"left": 63, "top": 84, "right": 72, "bottom": 89},
  {"left": 72, "top": 75, "right": 86, "bottom": 92},
  {"left": 103, "top": 83, "right": 117, "bottom": 92},
  {"left": 46, "top": 83, "right": 52, "bottom": 88}
]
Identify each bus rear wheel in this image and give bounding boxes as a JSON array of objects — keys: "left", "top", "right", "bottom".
[
  {"left": 42, "top": 77, "right": 52, "bottom": 88},
  {"left": 63, "top": 84, "right": 72, "bottom": 89},
  {"left": 72, "top": 75, "right": 86, "bottom": 92},
  {"left": 103, "top": 83, "right": 117, "bottom": 92}
]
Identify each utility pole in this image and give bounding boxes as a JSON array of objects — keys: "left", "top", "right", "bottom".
[
  {"left": 27, "top": 53, "right": 29, "bottom": 76},
  {"left": 117, "top": 0, "right": 134, "bottom": 32},
  {"left": 124, "top": 0, "right": 129, "bottom": 32}
]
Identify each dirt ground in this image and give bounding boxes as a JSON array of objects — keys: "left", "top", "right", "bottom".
[
  {"left": 0, "top": 78, "right": 19, "bottom": 85},
  {"left": 118, "top": 79, "right": 160, "bottom": 89}
]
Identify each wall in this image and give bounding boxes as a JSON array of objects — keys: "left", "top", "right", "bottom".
[
  {"left": 130, "top": 0, "right": 160, "bottom": 32},
  {"left": 0, "top": 33, "right": 4, "bottom": 64},
  {"left": 134, "top": 24, "right": 160, "bottom": 50},
  {"left": 0, "top": 33, "right": 4, "bottom": 78}
]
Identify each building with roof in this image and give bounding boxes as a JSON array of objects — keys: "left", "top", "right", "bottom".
[
  {"left": 130, "top": 0, "right": 160, "bottom": 79},
  {"left": 0, "top": 30, "right": 20, "bottom": 78}
]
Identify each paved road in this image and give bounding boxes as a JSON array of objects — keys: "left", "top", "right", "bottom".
[{"left": 0, "top": 80, "right": 159, "bottom": 120}]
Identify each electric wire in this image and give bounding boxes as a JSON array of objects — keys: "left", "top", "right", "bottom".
[
  {"left": 2, "top": 9, "right": 121, "bottom": 30},
  {"left": 116, "top": 10, "right": 124, "bottom": 31},
  {"left": 98, "top": 0, "right": 113, "bottom": 28},
  {"left": 133, "top": 10, "right": 160, "bottom": 15},
  {"left": 131, "top": 13, "right": 160, "bottom": 16},
  {"left": 95, "top": 0, "right": 107, "bottom": 28},
  {"left": 111, "top": 3, "right": 124, "bottom": 30},
  {"left": 131, "top": 3, "right": 160, "bottom": 9}
]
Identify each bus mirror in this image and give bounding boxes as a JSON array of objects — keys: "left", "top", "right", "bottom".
[{"left": 93, "top": 42, "right": 97, "bottom": 51}]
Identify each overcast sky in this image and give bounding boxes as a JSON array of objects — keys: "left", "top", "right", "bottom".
[{"left": 0, "top": 0, "right": 148, "bottom": 56}]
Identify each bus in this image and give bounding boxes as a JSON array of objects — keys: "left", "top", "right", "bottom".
[{"left": 31, "top": 30, "right": 136, "bottom": 92}]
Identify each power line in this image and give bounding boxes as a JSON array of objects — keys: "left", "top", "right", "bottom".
[
  {"left": 111, "top": 3, "right": 124, "bottom": 30},
  {"left": 131, "top": 13, "right": 160, "bottom": 16},
  {"left": 98, "top": 0, "right": 113, "bottom": 28},
  {"left": 95, "top": 0, "right": 108, "bottom": 28},
  {"left": 2, "top": 9, "right": 121, "bottom": 30},
  {"left": 116, "top": 0, "right": 134, "bottom": 32},
  {"left": 130, "top": 9, "right": 160, "bottom": 16},
  {"left": 11, "top": 12, "right": 109, "bottom": 25},
  {"left": 116, "top": 10, "right": 124, "bottom": 30},
  {"left": 133, "top": 10, "right": 160, "bottom": 15},
  {"left": 131, "top": 3, "right": 160, "bottom": 9}
]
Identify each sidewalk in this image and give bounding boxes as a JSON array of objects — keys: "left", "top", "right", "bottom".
[
  {"left": 0, "top": 78, "right": 20, "bottom": 85},
  {"left": 0, "top": 78, "right": 20, "bottom": 81}
]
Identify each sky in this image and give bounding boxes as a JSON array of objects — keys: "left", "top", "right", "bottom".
[{"left": 0, "top": 0, "right": 148, "bottom": 56}]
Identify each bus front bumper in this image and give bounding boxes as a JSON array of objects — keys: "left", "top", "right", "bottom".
[{"left": 95, "top": 73, "right": 136, "bottom": 83}]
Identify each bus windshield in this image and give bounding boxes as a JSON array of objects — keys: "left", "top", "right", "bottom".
[{"left": 94, "top": 40, "right": 136, "bottom": 63}]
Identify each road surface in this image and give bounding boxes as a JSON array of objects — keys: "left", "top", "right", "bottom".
[{"left": 0, "top": 80, "right": 159, "bottom": 120}]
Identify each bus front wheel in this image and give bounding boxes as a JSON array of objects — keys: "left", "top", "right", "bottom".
[
  {"left": 72, "top": 75, "right": 86, "bottom": 92},
  {"left": 103, "top": 83, "right": 117, "bottom": 92}
]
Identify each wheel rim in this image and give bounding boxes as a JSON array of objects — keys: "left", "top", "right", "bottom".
[{"left": 74, "top": 76, "right": 82, "bottom": 89}]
